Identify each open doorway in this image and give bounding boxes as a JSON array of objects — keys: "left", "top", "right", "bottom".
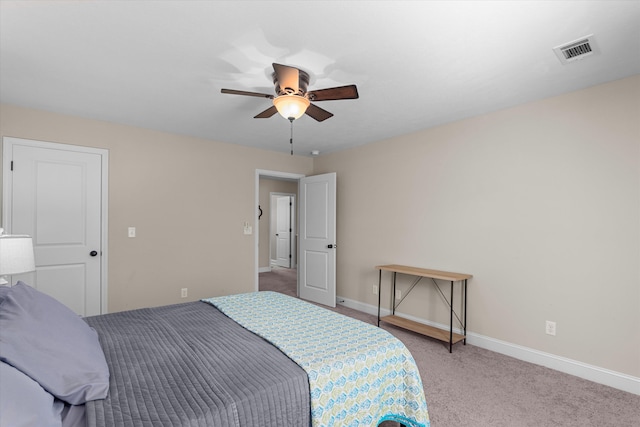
[
  {"left": 255, "top": 169, "right": 337, "bottom": 307},
  {"left": 256, "top": 171, "right": 303, "bottom": 297}
]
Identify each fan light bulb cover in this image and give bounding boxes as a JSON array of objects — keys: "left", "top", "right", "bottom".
[{"left": 273, "top": 95, "right": 310, "bottom": 120}]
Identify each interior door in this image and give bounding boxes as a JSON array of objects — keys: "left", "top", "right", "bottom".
[
  {"left": 275, "top": 196, "right": 292, "bottom": 268},
  {"left": 2, "top": 137, "right": 107, "bottom": 316},
  {"left": 298, "top": 173, "right": 336, "bottom": 307}
]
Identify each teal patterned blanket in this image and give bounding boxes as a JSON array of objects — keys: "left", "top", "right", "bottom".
[{"left": 202, "top": 291, "right": 430, "bottom": 427}]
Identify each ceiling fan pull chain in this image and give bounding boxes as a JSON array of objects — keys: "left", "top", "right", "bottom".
[{"left": 289, "top": 117, "right": 294, "bottom": 155}]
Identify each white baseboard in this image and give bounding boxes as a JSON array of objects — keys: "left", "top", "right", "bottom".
[
  {"left": 258, "top": 267, "right": 271, "bottom": 273},
  {"left": 337, "top": 295, "right": 640, "bottom": 395}
]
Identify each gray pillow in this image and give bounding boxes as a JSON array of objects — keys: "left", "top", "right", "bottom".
[
  {"left": 0, "top": 361, "right": 64, "bottom": 427},
  {"left": 0, "top": 282, "right": 109, "bottom": 405}
]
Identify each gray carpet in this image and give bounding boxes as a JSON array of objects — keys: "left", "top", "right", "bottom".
[{"left": 259, "top": 268, "right": 640, "bottom": 427}]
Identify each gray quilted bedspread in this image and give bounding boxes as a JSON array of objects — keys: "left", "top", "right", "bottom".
[{"left": 83, "top": 301, "right": 310, "bottom": 427}]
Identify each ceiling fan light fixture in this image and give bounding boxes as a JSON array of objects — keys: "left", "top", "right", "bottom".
[{"left": 273, "top": 95, "right": 310, "bottom": 120}]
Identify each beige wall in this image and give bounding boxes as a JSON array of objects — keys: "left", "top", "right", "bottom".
[
  {"left": 258, "top": 178, "right": 298, "bottom": 269},
  {"left": 314, "top": 76, "right": 640, "bottom": 377},
  {"left": 1, "top": 76, "right": 638, "bottom": 379},
  {"left": 0, "top": 104, "right": 314, "bottom": 312}
]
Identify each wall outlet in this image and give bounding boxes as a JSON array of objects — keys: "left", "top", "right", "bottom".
[
  {"left": 545, "top": 320, "right": 556, "bottom": 336},
  {"left": 372, "top": 284, "right": 378, "bottom": 295},
  {"left": 181, "top": 288, "right": 188, "bottom": 298},
  {"left": 395, "top": 289, "right": 402, "bottom": 300},
  {"left": 128, "top": 227, "right": 136, "bottom": 238}
]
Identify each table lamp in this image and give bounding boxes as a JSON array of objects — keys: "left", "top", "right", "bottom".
[{"left": 0, "top": 228, "right": 36, "bottom": 286}]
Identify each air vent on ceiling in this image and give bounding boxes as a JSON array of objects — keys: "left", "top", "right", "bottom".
[{"left": 553, "top": 34, "right": 598, "bottom": 64}]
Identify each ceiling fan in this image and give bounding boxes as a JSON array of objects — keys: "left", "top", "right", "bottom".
[{"left": 221, "top": 63, "right": 359, "bottom": 122}]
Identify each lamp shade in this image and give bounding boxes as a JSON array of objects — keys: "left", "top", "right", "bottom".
[
  {"left": 273, "top": 95, "right": 310, "bottom": 120},
  {"left": 0, "top": 235, "right": 36, "bottom": 277}
]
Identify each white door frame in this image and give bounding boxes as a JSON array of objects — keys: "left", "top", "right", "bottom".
[
  {"left": 2, "top": 137, "right": 109, "bottom": 314},
  {"left": 255, "top": 170, "right": 304, "bottom": 291}
]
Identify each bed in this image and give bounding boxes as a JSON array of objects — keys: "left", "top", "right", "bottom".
[{"left": 0, "top": 282, "right": 430, "bottom": 427}]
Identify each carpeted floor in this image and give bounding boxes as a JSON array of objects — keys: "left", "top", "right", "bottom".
[{"left": 259, "top": 267, "right": 640, "bottom": 427}]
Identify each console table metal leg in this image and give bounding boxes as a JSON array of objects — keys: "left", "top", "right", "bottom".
[
  {"left": 449, "top": 280, "right": 454, "bottom": 353},
  {"left": 463, "top": 279, "right": 468, "bottom": 345},
  {"left": 377, "top": 270, "right": 382, "bottom": 327},
  {"left": 392, "top": 272, "right": 397, "bottom": 315}
]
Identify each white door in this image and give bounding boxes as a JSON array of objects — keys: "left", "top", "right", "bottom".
[
  {"left": 275, "top": 196, "right": 292, "bottom": 268},
  {"left": 2, "top": 137, "right": 107, "bottom": 316},
  {"left": 299, "top": 173, "right": 336, "bottom": 307}
]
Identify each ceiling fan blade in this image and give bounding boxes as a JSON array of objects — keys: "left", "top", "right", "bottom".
[
  {"left": 308, "top": 84, "right": 359, "bottom": 101},
  {"left": 272, "top": 63, "right": 299, "bottom": 94},
  {"left": 254, "top": 105, "right": 278, "bottom": 119},
  {"left": 221, "top": 88, "right": 274, "bottom": 99},
  {"left": 305, "top": 103, "right": 334, "bottom": 122}
]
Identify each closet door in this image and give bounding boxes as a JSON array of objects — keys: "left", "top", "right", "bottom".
[{"left": 3, "top": 137, "right": 108, "bottom": 316}]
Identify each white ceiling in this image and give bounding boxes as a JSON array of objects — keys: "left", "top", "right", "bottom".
[{"left": 1, "top": 1, "right": 639, "bottom": 156}]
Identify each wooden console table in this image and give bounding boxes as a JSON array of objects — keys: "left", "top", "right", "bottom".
[{"left": 376, "top": 264, "right": 472, "bottom": 353}]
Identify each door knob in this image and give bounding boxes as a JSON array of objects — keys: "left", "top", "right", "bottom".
[
  {"left": 327, "top": 244, "right": 336, "bottom": 249},
  {"left": 90, "top": 250, "right": 98, "bottom": 257}
]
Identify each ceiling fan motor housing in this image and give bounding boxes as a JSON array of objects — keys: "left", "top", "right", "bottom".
[{"left": 273, "top": 69, "right": 309, "bottom": 97}]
